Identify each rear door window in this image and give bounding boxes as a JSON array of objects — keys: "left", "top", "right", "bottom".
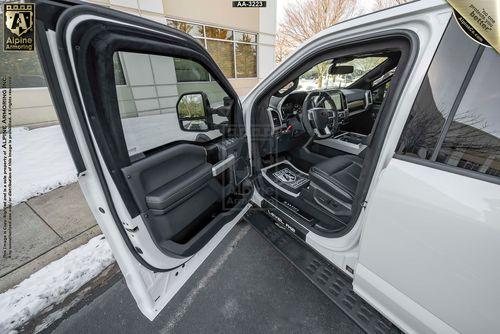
[
  {"left": 434, "top": 49, "right": 500, "bottom": 177},
  {"left": 396, "top": 19, "right": 500, "bottom": 182},
  {"left": 396, "top": 20, "right": 478, "bottom": 159}
]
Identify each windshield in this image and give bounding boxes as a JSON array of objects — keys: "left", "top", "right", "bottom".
[{"left": 297, "top": 57, "right": 387, "bottom": 91}]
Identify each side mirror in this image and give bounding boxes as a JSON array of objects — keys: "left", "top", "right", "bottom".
[
  {"left": 329, "top": 65, "right": 354, "bottom": 75},
  {"left": 176, "top": 92, "right": 211, "bottom": 132}
]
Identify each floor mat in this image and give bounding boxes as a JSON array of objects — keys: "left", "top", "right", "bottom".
[{"left": 262, "top": 161, "right": 309, "bottom": 197}]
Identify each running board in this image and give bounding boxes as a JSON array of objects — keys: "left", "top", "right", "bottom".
[{"left": 244, "top": 209, "right": 402, "bottom": 334}]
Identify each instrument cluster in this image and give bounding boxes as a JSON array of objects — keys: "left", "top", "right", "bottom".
[{"left": 281, "top": 102, "right": 302, "bottom": 117}]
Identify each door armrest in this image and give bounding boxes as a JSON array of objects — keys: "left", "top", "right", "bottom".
[{"left": 146, "top": 164, "right": 213, "bottom": 210}]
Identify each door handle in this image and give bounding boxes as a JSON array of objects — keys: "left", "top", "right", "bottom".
[{"left": 212, "top": 154, "right": 236, "bottom": 176}]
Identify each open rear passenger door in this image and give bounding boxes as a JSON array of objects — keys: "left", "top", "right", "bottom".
[{"left": 35, "top": 0, "right": 252, "bottom": 319}]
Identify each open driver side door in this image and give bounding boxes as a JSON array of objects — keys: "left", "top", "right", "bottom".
[{"left": 36, "top": 0, "right": 252, "bottom": 319}]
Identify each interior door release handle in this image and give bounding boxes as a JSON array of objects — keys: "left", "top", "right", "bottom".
[{"left": 212, "top": 154, "right": 236, "bottom": 176}]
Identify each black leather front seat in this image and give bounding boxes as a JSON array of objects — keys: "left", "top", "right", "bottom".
[{"left": 309, "top": 155, "right": 362, "bottom": 205}]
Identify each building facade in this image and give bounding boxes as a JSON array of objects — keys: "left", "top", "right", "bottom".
[{"left": 2, "top": 0, "right": 277, "bottom": 126}]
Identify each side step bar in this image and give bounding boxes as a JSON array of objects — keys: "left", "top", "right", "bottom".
[{"left": 244, "top": 208, "right": 402, "bottom": 334}]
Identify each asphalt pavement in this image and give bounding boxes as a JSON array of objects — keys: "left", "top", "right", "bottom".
[{"left": 41, "top": 222, "right": 363, "bottom": 334}]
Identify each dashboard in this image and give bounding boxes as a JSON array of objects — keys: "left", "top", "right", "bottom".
[
  {"left": 263, "top": 88, "right": 373, "bottom": 156},
  {"left": 268, "top": 88, "right": 372, "bottom": 135}
]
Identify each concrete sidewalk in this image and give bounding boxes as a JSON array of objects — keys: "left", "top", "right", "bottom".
[{"left": 0, "top": 183, "right": 101, "bottom": 292}]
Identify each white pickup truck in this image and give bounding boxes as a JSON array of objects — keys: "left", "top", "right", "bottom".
[{"left": 36, "top": 0, "right": 499, "bottom": 332}]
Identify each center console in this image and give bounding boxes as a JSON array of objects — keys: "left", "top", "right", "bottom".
[{"left": 314, "top": 131, "right": 367, "bottom": 155}]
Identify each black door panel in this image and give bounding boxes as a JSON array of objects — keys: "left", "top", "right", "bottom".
[
  {"left": 122, "top": 143, "right": 225, "bottom": 253},
  {"left": 123, "top": 144, "right": 209, "bottom": 210},
  {"left": 160, "top": 195, "right": 249, "bottom": 256},
  {"left": 151, "top": 182, "right": 221, "bottom": 249},
  {"left": 145, "top": 164, "right": 213, "bottom": 211}
]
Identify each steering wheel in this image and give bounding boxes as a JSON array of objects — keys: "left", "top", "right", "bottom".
[{"left": 300, "top": 91, "right": 339, "bottom": 139}]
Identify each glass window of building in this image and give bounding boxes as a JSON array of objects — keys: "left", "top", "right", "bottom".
[
  {"left": 1, "top": 16, "right": 259, "bottom": 90},
  {"left": 205, "top": 26, "right": 233, "bottom": 40},
  {"left": 206, "top": 40, "right": 236, "bottom": 78},
  {"left": 235, "top": 32, "right": 257, "bottom": 43},
  {"left": 166, "top": 19, "right": 203, "bottom": 37},
  {"left": 166, "top": 19, "right": 258, "bottom": 79},
  {"left": 236, "top": 43, "right": 257, "bottom": 78}
]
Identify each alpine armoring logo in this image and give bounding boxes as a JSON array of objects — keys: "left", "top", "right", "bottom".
[{"left": 3, "top": 3, "right": 35, "bottom": 51}]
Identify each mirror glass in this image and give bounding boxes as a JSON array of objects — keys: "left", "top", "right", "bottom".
[{"left": 178, "top": 93, "right": 209, "bottom": 131}]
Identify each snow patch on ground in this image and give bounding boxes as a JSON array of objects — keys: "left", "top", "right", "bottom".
[
  {"left": 0, "top": 235, "right": 114, "bottom": 333},
  {"left": 1, "top": 126, "right": 77, "bottom": 206}
]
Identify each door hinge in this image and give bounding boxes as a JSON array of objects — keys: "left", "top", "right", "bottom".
[
  {"left": 123, "top": 215, "right": 141, "bottom": 230},
  {"left": 361, "top": 201, "right": 368, "bottom": 209}
]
